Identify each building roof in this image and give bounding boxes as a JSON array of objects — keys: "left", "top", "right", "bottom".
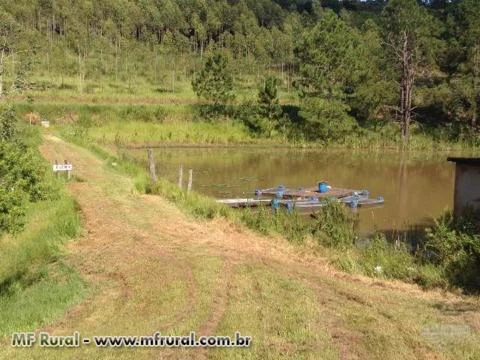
[{"left": 447, "top": 157, "right": 480, "bottom": 165}]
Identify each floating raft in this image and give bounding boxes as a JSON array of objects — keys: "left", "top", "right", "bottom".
[
  {"left": 216, "top": 195, "right": 384, "bottom": 210},
  {"left": 216, "top": 183, "right": 384, "bottom": 211},
  {"left": 257, "top": 186, "right": 358, "bottom": 199}
]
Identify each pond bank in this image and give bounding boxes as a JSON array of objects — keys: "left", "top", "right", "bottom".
[{"left": 13, "top": 131, "right": 477, "bottom": 360}]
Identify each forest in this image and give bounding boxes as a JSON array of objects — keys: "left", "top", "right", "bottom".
[{"left": 0, "top": 0, "right": 479, "bottom": 145}]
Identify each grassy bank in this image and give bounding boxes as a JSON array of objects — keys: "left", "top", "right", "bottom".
[
  {"left": 0, "top": 195, "right": 86, "bottom": 336},
  {"left": 7, "top": 101, "right": 480, "bottom": 150}
]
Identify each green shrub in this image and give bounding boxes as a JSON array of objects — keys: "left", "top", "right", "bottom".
[
  {"left": 299, "top": 97, "right": 357, "bottom": 142},
  {"left": 311, "top": 199, "right": 358, "bottom": 248},
  {"left": 0, "top": 107, "right": 58, "bottom": 236},
  {"left": 240, "top": 207, "right": 309, "bottom": 244},
  {"left": 240, "top": 207, "right": 274, "bottom": 235},
  {"left": 415, "top": 264, "right": 448, "bottom": 289},
  {"left": 424, "top": 211, "right": 480, "bottom": 291},
  {"left": 360, "top": 234, "right": 417, "bottom": 280},
  {"left": 0, "top": 186, "right": 27, "bottom": 235},
  {"left": 0, "top": 106, "right": 17, "bottom": 141},
  {"left": 119, "top": 105, "right": 167, "bottom": 123}
]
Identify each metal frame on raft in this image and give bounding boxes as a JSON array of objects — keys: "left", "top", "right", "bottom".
[{"left": 216, "top": 183, "right": 385, "bottom": 212}]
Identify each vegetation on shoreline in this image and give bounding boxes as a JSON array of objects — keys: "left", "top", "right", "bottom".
[{"left": 6, "top": 102, "right": 480, "bottom": 152}]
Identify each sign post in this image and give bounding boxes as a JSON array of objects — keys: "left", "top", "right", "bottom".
[{"left": 53, "top": 160, "right": 73, "bottom": 180}]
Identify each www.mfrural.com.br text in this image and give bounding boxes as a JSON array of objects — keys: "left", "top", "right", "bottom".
[{"left": 11, "top": 331, "right": 252, "bottom": 348}]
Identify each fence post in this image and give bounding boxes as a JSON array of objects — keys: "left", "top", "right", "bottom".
[
  {"left": 147, "top": 148, "right": 158, "bottom": 183},
  {"left": 187, "top": 169, "right": 193, "bottom": 192},
  {"left": 178, "top": 165, "right": 183, "bottom": 188}
]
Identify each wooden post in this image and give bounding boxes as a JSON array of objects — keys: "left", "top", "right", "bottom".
[
  {"left": 55, "top": 160, "right": 58, "bottom": 178},
  {"left": 147, "top": 148, "right": 158, "bottom": 183},
  {"left": 178, "top": 165, "right": 183, "bottom": 188},
  {"left": 187, "top": 169, "right": 193, "bottom": 192},
  {"left": 65, "top": 160, "right": 71, "bottom": 180}
]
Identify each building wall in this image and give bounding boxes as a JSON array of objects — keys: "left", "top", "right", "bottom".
[{"left": 454, "top": 164, "right": 480, "bottom": 219}]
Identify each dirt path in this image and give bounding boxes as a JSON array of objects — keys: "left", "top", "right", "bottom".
[{"left": 6, "top": 135, "right": 479, "bottom": 359}]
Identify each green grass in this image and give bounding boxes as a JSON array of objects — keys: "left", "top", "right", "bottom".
[
  {"left": 5, "top": 99, "right": 479, "bottom": 150},
  {"left": 0, "top": 262, "right": 86, "bottom": 337},
  {"left": 0, "top": 194, "right": 86, "bottom": 336},
  {"left": 91, "top": 119, "right": 258, "bottom": 146},
  {"left": 211, "top": 263, "right": 338, "bottom": 360},
  {"left": 147, "top": 176, "right": 234, "bottom": 220},
  {"left": 0, "top": 195, "right": 81, "bottom": 284}
]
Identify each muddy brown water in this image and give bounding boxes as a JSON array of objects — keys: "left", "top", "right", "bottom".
[{"left": 127, "top": 147, "right": 476, "bottom": 234}]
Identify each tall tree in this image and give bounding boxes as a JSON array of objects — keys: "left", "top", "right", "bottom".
[
  {"left": 0, "top": 10, "right": 19, "bottom": 98},
  {"left": 295, "top": 9, "right": 363, "bottom": 140},
  {"left": 456, "top": 0, "right": 480, "bottom": 127},
  {"left": 381, "top": 0, "right": 438, "bottom": 142},
  {"left": 258, "top": 76, "right": 282, "bottom": 120},
  {"left": 192, "top": 52, "right": 234, "bottom": 105}
]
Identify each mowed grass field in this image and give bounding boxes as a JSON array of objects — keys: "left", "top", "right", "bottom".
[{"left": 0, "top": 133, "right": 478, "bottom": 359}]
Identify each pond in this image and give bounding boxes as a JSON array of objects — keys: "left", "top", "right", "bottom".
[{"left": 127, "top": 147, "right": 475, "bottom": 234}]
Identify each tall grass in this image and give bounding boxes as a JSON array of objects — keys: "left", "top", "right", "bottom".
[
  {"left": 0, "top": 195, "right": 81, "bottom": 285},
  {"left": 147, "top": 176, "right": 233, "bottom": 220},
  {"left": 0, "top": 191, "right": 86, "bottom": 336},
  {"left": 14, "top": 102, "right": 480, "bottom": 149},
  {"left": 93, "top": 120, "right": 257, "bottom": 146},
  {"left": 240, "top": 207, "right": 310, "bottom": 244}
]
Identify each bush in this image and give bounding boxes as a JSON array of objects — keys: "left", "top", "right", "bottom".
[
  {"left": 238, "top": 102, "right": 279, "bottom": 138},
  {"left": 416, "top": 264, "right": 448, "bottom": 289},
  {"left": 299, "top": 97, "right": 357, "bottom": 142},
  {"left": 0, "top": 106, "right": 17, "bottom": 141},
  {"left": 119, "top": 105, "right": 167, "bottom": 123},
  {"left": 0, "top": 142, "right": 56, "bottom": 202},
  {"left": 311, "top": 199, "right": 358, "bottom": 248},
  {"left": 423, "top": 211, "right": 480, "bottom": 291},
  {"left": 240, "top": 207, "right": 309, "bottom": 244},
  {"left": 0, "top": 107, "right": 57, "bottom": 236},
  {"left": 0, "top": 186, "right": 27, "bottom": 235},
  {"left": 361, "top": 234, "right": 417, "bottom": 280}
]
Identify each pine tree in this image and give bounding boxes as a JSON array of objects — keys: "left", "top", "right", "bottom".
[{"left": 192, "top": 52, "right": 234, "bottom": 105}]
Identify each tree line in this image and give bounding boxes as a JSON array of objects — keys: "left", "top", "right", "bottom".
[{"left": 0, "top": 0, "right": 479, "bottom": 142}]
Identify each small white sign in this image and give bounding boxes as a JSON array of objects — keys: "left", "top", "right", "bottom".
[
  {"left": 41, "top": 120, "right": 50, "bottom": 128},
  {"left": 53, "top": 164, "right": 73, "bottom": 172}
]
